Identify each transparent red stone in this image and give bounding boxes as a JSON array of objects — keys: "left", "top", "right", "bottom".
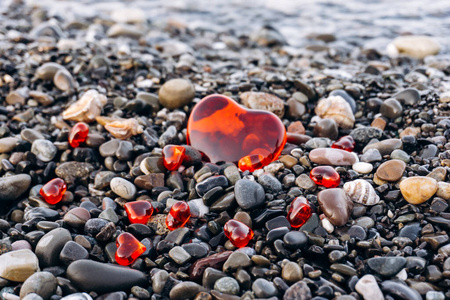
[
  {"left": 166, "top": 201, "right": 191, "bottom": 231},
  {"left": 162, "top": 145, "right": 186, "bottom": 171},
  {"left": 224, "top": 219, "right": 254, "bottom": 248},
  {"left": 124, "top": 201, "right": 154, "bottom": 224},
  {"left": 187, "top": 94, "right": 286, "bottom": 170},
  {"left": 310, "top": 166, "right": 341, "bottom": 188},
  {"left": 287, "top": 197, "right": 312, "bottom": 228},
  {"left": 40, "top": 178, "right": 67, "bottom": 205},
  {"left": 115, "top": 232, "right": 146, "bottom": 266},
  {"left": 331, "top": 135, "right": 355, "bottom": 152},
  {"left": 68, "top": 122, "right": 89, "bottom": 148}
]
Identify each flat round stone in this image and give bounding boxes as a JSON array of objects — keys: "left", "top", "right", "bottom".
[{"left": 376, "top": 159, "right": 406, "bottom": 182}]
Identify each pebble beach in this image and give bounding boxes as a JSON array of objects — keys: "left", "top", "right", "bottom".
[{"left": 0, "top": 0, "right": 450, "bottom": 299}]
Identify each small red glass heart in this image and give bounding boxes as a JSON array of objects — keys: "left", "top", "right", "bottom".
[
  {"left": 40, "top": 178, "right": 67, "bottom": 205},
  {"left": 224, "top": 219, "right": 254, "bottom": 248},
  {"left": 166, "top": 201, "right": 191, "bottom": 231},
  {"left": 124, "top": 201, "right": 154, "bottom": 224},
  {"left": 162, "top": 145, "right": 185, "bottom": 171},
  {"left": 287, "top": 197, "right": 312, "bottom": 228},
  {"left": 68, "top": 122, "right": 89, "bottom": 148},
  {"left": 331, "top": 135, "right": 355, "bottom": 152},
  {"left": 115, "top": 232, "right": 146, "bottom": 266},
  {"left": 310, "top": 166, "right": 340, "bottom": 188},
  {"left": 187, "top": 94, "right": 286, "bottom": 171}
]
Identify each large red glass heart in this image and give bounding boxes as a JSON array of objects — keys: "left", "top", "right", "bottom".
[
  {"left": 115, "top": 232, "right": 146, "bottom": 266},
  {"left": 187, "top": 94, "right": 286, "bottom": 171}
]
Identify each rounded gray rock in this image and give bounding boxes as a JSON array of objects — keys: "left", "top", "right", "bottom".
[
  {"left": 234, "top": 179, "right": 265, "bottom": 210},
  {"left": 31, "top": 139, "right": 57, "bottom": 162},
  {"left": 35, "top": 228, "right": 72, "bottom": 267},
  {"left": 20, "top": 271, "right": 57, "bottom": 300},
  {"left": 214, "top": 277, "right": 240, "bottom": 295},
  {"left": 0, "top": 174, "right": 31, "bottom": 203},
  {"left": 252, "top": 278, "right": 277, "bottom": 298}
]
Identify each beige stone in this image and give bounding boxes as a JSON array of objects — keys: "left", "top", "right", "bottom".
[
  {"left": 400, "top": 176, "right": 438, "bottom": 205},
  {"left": 436, "top": 182, "right": 450, "bottom": 201},
  {"left": 0, "top": 249, "right": 39, "bottom": 282},
  {"left": 240, "top": 91, "right": 284, "bottom": 118},
  {"left": 388, "top": 35, "right": 440, "bottom": 59}
]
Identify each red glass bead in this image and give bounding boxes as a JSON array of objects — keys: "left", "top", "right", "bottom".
[
  {"left": 223, "top": 219, "right": 254, "bottom": 248},
  {"left": 331, "top": 135, "right": 355, "bottom": 152},
  {"left": 115, "top": 232, "right": 146, "bottom": 266},
  {"left": 124, "top": 201, "right": 154, "bottom": 224},
  {"left": 166, "top": 201, "right": 190, "bottom": 231},
  {"left": 187, "top": 94, "right": 286, "bottom": 169},
  {"left": 287, "top": 197, "right": 312, "bottom": 228},
  {"left": 68, "top": 122, "right": 89, "bottom": 148},
  {"left": 310, "top": 166, "right": 341, "bottom": 188},
  {"left": 40, "top": 178, "right": 67, "bottom": 205},
  {"left": 162, "top": 145, "right": 186, "bottom": 171}
]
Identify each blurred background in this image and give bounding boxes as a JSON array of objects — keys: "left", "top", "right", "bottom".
[{"left": 1, "top": 0, "right": 449, "bottom": 54}]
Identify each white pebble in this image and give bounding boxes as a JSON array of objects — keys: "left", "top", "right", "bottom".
[
  {"left": 352, "top": 162, "right": 373, "bottom": 174},
  {"left": 110, "top": 177, "right": 136, "bottom": 200},
  {"left": 395, "top": 268, "right": 408, "bottom": 280},
  {"left": 355, "top": 274, "right": 384, "bottom": 300},
  {"left": 321, "top": 218, "right": 334, "bottom": 233}
]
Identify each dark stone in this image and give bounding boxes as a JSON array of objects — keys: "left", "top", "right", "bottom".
[{"left": 66, "top": 260, "right": 148, "bottom": 294}]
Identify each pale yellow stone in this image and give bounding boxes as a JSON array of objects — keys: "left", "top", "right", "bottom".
[
  {"left": 400, "top": 176, "right": 438, "bottom": 205},
  {"left": 0, "top": 249, "right": 40, "bottom": 282},
  {"left": 388, "top": 36, "right": 440, "bottom": 59}
]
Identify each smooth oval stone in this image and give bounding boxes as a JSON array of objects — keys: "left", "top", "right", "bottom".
[
  {"left": 0, "top": 174, "right": 31, "bottom": 203},
  {"left": 0, "top": 249, "right": 39, "bottom": 282},
  {"left": 400, "top": 177, "right": 438, "bottom": 205},
  {"left": 367, "top": 257, "right": 406, "bottom": 276},
  {"left": 252, "top": 278, "right": 277, "bottom": 298},
  {"left": 390, "top": 149, "right": 410, "bottom": 163},
  {"left": 381, "top": 280, "right": 422, "bottom": 300},
  {"left": 35, "top": 228, "right": 72, "bottom": 267},
  {"left": 352, "top": 162, "right": 373, "bottom": 174},
  {"left": 67, "top": 260, "right": 148, "bottom": 294},
  {"left": 376, "top": 160, "right": 406, "bottom": 182},
  {"left": 234, "top": 179, "right": 265, "bottom": 210},
  {"left": 309, "top": 148, "right": 357, "bottom": 166},
  {"left": 110, "top": 177, "right": 136, "bottom": 200},
  {"left": 318, "top": 188, "right": 353, "bottom": 226},
  {"left": 20, "top": 271, "right": 57, "bottom": 300},
  {"left": 31, "top": 139, "right": 57, "bottom": 162},
  {"left": 187, "top": 94, "right": 286, "bottom": 167},
  {"left": 0, "top": 137, "right": 18, "bottom": 153},
  {"left": 159, "top": 79, "right": 195, "bottom": 110},
  {"left": 380, "top": 98, "right": 403, "bottom": 119},
  {"left": 362, "top": 139, "right": 402, "bottom": 156}
]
